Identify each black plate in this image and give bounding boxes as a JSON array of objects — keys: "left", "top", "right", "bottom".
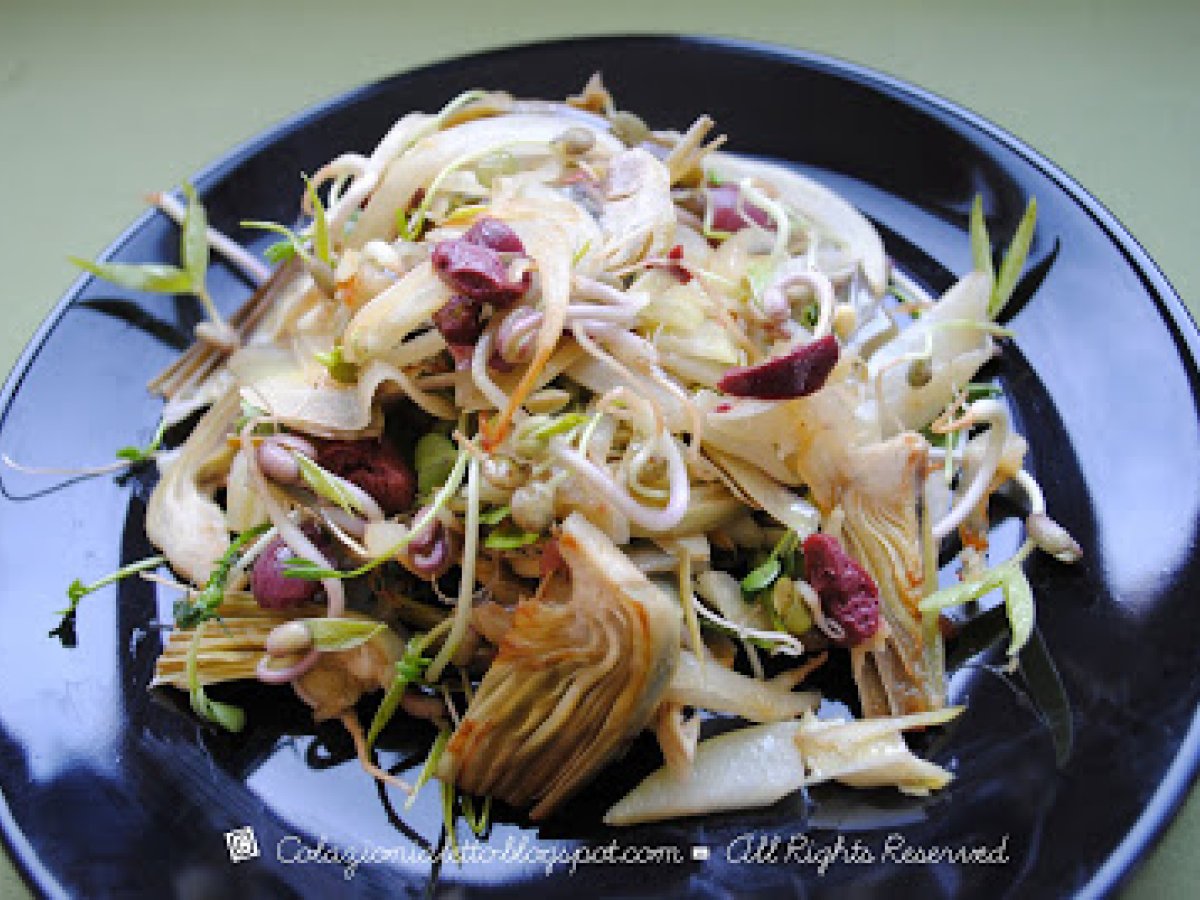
[{"left": 1, "top": 35, "right": 1198, "bottom": 899}]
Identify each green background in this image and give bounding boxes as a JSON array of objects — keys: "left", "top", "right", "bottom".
[{"left": 1, "top": 1, "right": 1196, "bottom": 897}]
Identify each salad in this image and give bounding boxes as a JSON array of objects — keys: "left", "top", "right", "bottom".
[{"left": 57, "top": 76, "right": 1079, "bottom": 835}]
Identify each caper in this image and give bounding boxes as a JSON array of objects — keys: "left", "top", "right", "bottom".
[
  {"left": 609, "top": 110, "right": 650, "bottom": 147},
  {"left": 907, "top": 355, "right": 933, "bottom": 388},
  {"left": 555, "top": 126, "right": 595, "bottom": 156}
]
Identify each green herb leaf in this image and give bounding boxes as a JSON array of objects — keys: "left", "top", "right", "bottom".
[
  {"left": 173, "top": 524, "right": 270, "bottom": 629},
  {"left": 477, "top": 504, "right": 511, "bottom": 526},
  {"left": 313, "top": 344, "right": 359, "bottom": 384},
  {"left": 187, "top": 621, "right": 245, "bottom": 732},
  {"left": 293, "top": 452, "right": 366, "bottom": 516},
  {"left": 302, "top": 174, "right": 332, "bottom": 266},
  {"left": 115, "top": 417, "right": 169, "bottom": 463},
  {"left": 70, "top": 258, "right": 194, "bottom": 295},
  {"left": 180, "top": 183, "right": 209, "bottom": 289},
  {"left": 741, "top": 556, "right": 781, "bottom": 594},
  {"left": 483, "top": 524, "right": 540, "bottom": 551},
  {"left": 969, "top": 194, "right": 994, "bottom": 282},
  {"left": 414, "top": 432, "right": 457, "bottom": 497},
  {"left": 302, "top": 618, "right": 387, "bottom": 652},
  {"left": 990, "top": 196, "right": 1037, "bottom": 318}
]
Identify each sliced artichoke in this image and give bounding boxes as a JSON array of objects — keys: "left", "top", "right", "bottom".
[
  {"left": 145, "top": 388, "right": 239, "bottom": 584},
  {"left": 437, "top": 512, "right": 680, "bottom": 820}
]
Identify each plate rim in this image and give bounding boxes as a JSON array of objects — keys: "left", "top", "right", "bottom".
[{"left": 1, "top": 33, "right": 1197, "bottom": 900}]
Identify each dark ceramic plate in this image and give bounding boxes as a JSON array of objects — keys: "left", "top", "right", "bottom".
[{"left": 1, "top": 35, "right": 1198, "bottom": 900}]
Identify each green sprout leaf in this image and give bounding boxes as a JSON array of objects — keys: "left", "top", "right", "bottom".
[
  {"left": 115, "top": 417, "right": 169, "bottom": 464},
  {"left": 187, "top": 621, "right": 245, "bottom": 732},
  {"left": 741, "top": 556, "right": 781, "bottom": 594},
  {"left": 302, "top": 174, "right": 332, "bottom": 266},
  {"left": 70, "top": 258, "right": 193, "bottom": 295},
  {"left": 531, "top": 412, "right": 589, "bottom": 441},
  {"left": 173, "top": 524, "right": 270, "bottom": 629},
  {"left": 293, "top": 452, "right": 367, "bottom": 517},
  {"left": 57, "top": 555, "right": 166, "bottom": 644},
  {"left": 918, "top": 559, "right": 1037, "bottom": 657},
  {"left": 969, "top": 194, "right": 994, "bottom": 282},
  {"left": 483, "top": 524, "right": 540, "bottom": 551},
  {"left": 242, "top": 220, "right": 311, "bottom": 263},
  {"left": 1002, "top": 566, "right": 1035, "bottom": 657},
  {"left": 414, "top": 432, "right": 457, "bottom": 497},
  {"left": 990, "top": 196, "right": 1037, "bottom": 318},
  {"left": 405, "top": 728, "right": 451, "bottom": 810},
  {"left": 477, "top": 504, "right": 511, "bottom": 526},
  {"left": 301, "top": 618, "right": 386, "bottom": 652},
  {"left": 181, "top": 183, "right": 210, "bottom": 288},
  {"left": 366, "top": 633, "right": 435, "bottom": 750},
  {"left": 264, "top": 239, "right": 297, "bottom": 264},
  {"left": 314, "top": 345, "right": 359, "bottom": 384}
]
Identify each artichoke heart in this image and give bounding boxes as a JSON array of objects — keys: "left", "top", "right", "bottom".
[{"left": 437, "top": 512, "right": 680, "bottom": 819}]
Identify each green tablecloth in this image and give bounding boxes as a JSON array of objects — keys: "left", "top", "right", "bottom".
[{"left": 1, "top": 1, "right": 1196, "bottom": 897}]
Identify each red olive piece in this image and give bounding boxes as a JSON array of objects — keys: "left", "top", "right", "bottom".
[
  {"left": 463, "top": 216, "right": 526, "bottom": 253},
  {"left": 801, "top": 533, "right": 881, "bottom": 648},
  {"left": 431, "top": 238, "right": 530, "bottom": 305},
  {"left": 433, "top": 294, "right": 485, "bottom": 345},
  {"left": 708, "top": 184, "right": 774, "bottom": 233},
  {"left": 315, "top": 439, "right": 416, "bottom": 516},
  {"left": 718, "top": 335, "right": 839, "bottom": 400}
]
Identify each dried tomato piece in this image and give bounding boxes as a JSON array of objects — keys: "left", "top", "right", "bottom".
[
  {"left": 718, "top": 335, "right": 839, "bottom": 400},
  {"left": 315, "top": 439, "right": 416, "bottom": 516},
  {"left": 802, "top": 533, "right": 881, "bottom": 648}
]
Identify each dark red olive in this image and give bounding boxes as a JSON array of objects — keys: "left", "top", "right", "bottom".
[
  {"left": 315, "top": 439, "right": 416, "bottom": 516},
  {"left": 718, "top": 335, "right": 839, "bottom": 400},
  {"left": 802, "top": 533, "right": 881, "bottom": 648}
]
